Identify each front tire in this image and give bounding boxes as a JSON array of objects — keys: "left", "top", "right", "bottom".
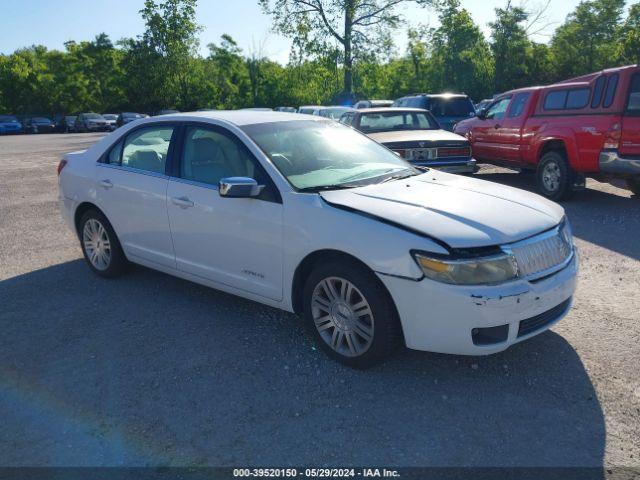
[
  {"left": 303, "top": 260, "right": 402, "bottom": 368},
  {"left": 536, "top": 151, "right": 575, "bottom": 201},
  {"left": 79, "top": 209, "right": 128, "bottom": 278}
]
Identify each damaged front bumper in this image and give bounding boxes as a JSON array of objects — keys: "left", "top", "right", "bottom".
[{"left": 377, "top": 253, "right": 578, "bottom": 355}]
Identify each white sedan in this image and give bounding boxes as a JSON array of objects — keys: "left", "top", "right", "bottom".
[{"left": 58, "top": 111, "right": 577, "bottom": 368}]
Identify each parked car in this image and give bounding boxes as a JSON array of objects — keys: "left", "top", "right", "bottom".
[
  {"left": 116, "top": 112, "right": 148, "bottom": 127},
  {"left": 454, "top": 64, "right": 640, "bottom": 200},
  {"left": 0, "top": 115, "right": 23, "bottom": 135},
  {"left": 318, "top": 106, "right": 355, "bottom": 120},
  {"left": 58, "top": 111, "right": 577, "bottom": 367},
  {"left": 75, "top": 113, "right": 110, "bottom": 132},
  {"left": 22, "top": 116, "right": 56, "bottom": 134},
  {"left": 156, "top": 109, "right": 180, "bottom": 116},
  {"left": 353, "top": 100, "right": 393, "bottom": 109},
  {"left": 275, "top": 107, "right": 297, "bottom": 113},
  {"left": 53, "top": 115, "right": 77, "bottom": 133},
  {"left": 298, "top": 105, "right": 326, "bottom": 115},
  {"left": 102, "top": 114, "right": 118, "bottom": 131},
  {"left": 340, "top": 107, "right": 476, "bottom": 174},
  {"left": 393, "top": 93, "right": 476, "bottom": 131},
  {"left": 240, "top": 108, "right": 273, "bottom": 111}
]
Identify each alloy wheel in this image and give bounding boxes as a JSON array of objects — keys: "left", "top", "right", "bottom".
[
  {"left": 311, "top": 276, "right": 374, "bottom": 357},
  {"left": 82, "top": 218, "right": 111, "bottom": 271},
  {"left": 542, "top": 161, "right": 561, "bottom": 192}
]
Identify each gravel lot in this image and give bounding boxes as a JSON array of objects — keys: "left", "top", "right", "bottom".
[{"left": 0, "top": 133, "right": 638, "bottom": 469}]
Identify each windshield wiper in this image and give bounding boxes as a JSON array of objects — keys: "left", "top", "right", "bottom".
[
  {"left": 297, "top": 183, "right": 363, "bottom": 193},
  {"left": 378, "top": 170, "right": 420, "bottom": 184}
]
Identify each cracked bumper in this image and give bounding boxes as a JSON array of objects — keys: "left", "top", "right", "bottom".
[{"left": 378, "top": 253, "right": 578, "bottom": 355}]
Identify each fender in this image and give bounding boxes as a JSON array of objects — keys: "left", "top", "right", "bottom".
[{"left": 531, "top": 127, "right": 582, "bottom": 171}]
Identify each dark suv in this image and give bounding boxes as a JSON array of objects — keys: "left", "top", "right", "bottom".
[{"left": 393, "top": 94, "right": 476, "bottom": 131}]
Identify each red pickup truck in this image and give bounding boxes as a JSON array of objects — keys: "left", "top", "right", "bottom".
[{"left": 454, "top": 65, "right": 640, "bottom": 200}]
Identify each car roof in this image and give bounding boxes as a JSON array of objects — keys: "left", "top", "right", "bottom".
[
  {"left": 137, "top": 110, "right": 329, "bottom": 127},
  {"left": 357, "top": 107, "right": 428, "bottom": 114}
]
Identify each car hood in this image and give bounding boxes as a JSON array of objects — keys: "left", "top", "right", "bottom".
[
  {"left": 320, "top": 171, "right": 564, "bottom": 249},
  {"left": 367, "top": 129, "right": 467, "bottom": 145}
]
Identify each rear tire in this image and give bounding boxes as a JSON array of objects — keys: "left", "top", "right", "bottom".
[
  {"left": 79, "top": 209, "right": 128, "bottom": 278},
  {"left": 302, "top": 260, "right": 402, "bottom": 368},
  {"left": 536, "top": 151, "right": 575, "bottom": 201},
  {"left": 628, "top": 176, "right": 640, "bottom": 197}
]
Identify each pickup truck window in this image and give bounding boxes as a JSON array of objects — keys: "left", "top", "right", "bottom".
[
  {"left": 627, "top": 73, "right": 640, "bottom": 115},
  {"left": 603, "top": 74, "right": 619, "bottom": 108},
  {"left": 591, "top": 76, "right": 606, "bottom": 108},
  {"left": 544, "top": 91, "right": 567, "bottom": 110},
  {"left": 566, "top": 89, "right": 591, "bottom": 109},
  {"left": 508, "top": 93, "right": 531, "bottom": 118},
  {"left": 485, "top": 97, "right": 512, "bottom": 120}
]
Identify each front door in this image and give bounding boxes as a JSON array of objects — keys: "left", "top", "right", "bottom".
[
  {"left": 96, "top": 124, "right": 177, "bottom": 268},
  {"left": 472, "top": 96, "right": 513, "bottom": 162},
  {"left": 620, "top": 72, "right": 640, "bottom": 157},
  {"left": 166, "top": 124, "right": 284, "bottom": 301}
]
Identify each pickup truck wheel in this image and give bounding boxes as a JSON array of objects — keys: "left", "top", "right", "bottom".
[
  {"left": 303, "top": 261, "right": 402, "bottom": 369},
  {"left": 537, "top": 152, "right": 575, "bottom": 201},
  {"left": 627, "top": 176, "right": 640, "bottom": 197}
]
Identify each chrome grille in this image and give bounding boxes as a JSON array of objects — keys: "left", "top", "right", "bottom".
[{"left": 508, "top": 226, "right": 573, "bottom": 279}]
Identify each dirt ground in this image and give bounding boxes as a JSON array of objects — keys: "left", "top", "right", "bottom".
[{"left": 0, "top": 132, "right": 638, "bottom": 469}]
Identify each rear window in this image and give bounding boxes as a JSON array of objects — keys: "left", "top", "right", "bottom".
[
  {"left": 358, "top": 111, "right": 438, "bottom": 133},
  {"left": 566, "top": 89, "right": 590, "bottom": 109},
  {"left": 603, "top": 74, "right": 619, "bottom": 108},
  {"left": 0, "top": 115, "right": 18, "bottom": 122},
  {"left": 544, "top": 91, "right": 567, "bottom": 110},
  {"left": 544, "top": 88, "right": 591, "bottom": 110},
  {"left": 429, "top": 97, "right": 475, "bottom": 117},
  {"left": 627, "top": 73, "right": 640, "bottom": 115},
  {"left": 407, "top": 97, "right": 428, "bottom": 109},
  {"left": 591, "top": 76, "right": 606, "bottom": 108}
]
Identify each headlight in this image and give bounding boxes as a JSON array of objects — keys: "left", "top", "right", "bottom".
[
  {"left": 559, "top": 218, "right": 573, "bottom": 249},
  {"left": 413, "top": 252, "right": 518, "bottom": 286}
]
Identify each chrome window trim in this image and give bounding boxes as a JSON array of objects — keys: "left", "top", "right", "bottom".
[
  {"left": 170, "top": 176, "right": 219, "bottom": 191},
  {"left": 96, "top": 162, "right": 169, "bottom": 180}
]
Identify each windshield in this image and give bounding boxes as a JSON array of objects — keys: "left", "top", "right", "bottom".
[
  {"left": 103, "top": 114, "right": 117, "bottom": 120},
  {"left": 429, "top": 97, "right": 475, "bottom": 117},
  {"left": 0, "top": 115, "right": 18, "bottom": 122},
  {"left": 33, "top": 117, "right": 51, "bottom": 123},
  {"left": 85, "top": 113, "right": 103, "bottom": 120},
  {"left": 358, "top": 111, "right": 439, "bottom": 133},
  {"left": 242, "top": 120, "right": 419, "bottom": 191}
]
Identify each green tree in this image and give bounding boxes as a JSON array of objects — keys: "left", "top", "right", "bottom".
[
  {"left": 619, "top": 3, "right": 640, "bottom": 64},
  {"left": 259, "top": 0, "right": 433, "bottom": 96},
  {"left": 489, "top": 1, "right": 531, "bottom": 92},
  {"left": 551, "top": 0, "right": 626, "bottom": 78}
]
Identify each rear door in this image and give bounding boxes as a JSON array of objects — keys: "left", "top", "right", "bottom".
[
  {"left": 96, "top": 124, "right": 177, "bottom": 268},
  {"left": 620, "top": 72, "right": 640, "bottom": 156}
]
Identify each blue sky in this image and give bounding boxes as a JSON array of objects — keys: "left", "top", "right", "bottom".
[{"left": 0, "top": 0, "right": 585, "bottom": 62}]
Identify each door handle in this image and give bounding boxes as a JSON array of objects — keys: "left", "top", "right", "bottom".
[
  {"left": 494, "top": 124, "right": 501, "bottom": 129},
  {"left": 171, "top": 196, "right": 194, "bottom": 209},
  {"left": 99, "top": 179, "right": 113, "bottom": 189}
]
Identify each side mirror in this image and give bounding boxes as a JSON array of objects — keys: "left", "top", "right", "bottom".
[
  {"left": 476, "top": 109, "right": 487, "bottom": 120},
  {"left": 219, "top": 177, "right": 265, "bottom": 198}
]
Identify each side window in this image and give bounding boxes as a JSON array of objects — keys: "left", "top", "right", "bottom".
[
  {"left": 107, "top": 140, "right": 123, "bottom": 164},
  {"left": 626, "top": 73, "right": 640, "bottom": 115},
  {"left": 180, "top": 126, "right": 261, "bottom": 186},
  {"left": 591, "top": 76, "right": 606, "bottom": 108},
  {"left": 121, "top": 126, "right": 174, "bottom": 174},
  {"left": 544, "top": 90, "right": 568, "bottom": 110},
  {"left": 603, "top": 74, "right": 619, "bottom": 108},
  {"left": 566, "top": 88, "right": 591, "bottom": 109},
  {"left": 508, "top": 92, "right": 531, "bottom": 118},
  {"left": 485, "top": 97, "right": 512, "bottom": 120},
  {"left": 340, "top": 113, "right": 354, "bottom": 126}
]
